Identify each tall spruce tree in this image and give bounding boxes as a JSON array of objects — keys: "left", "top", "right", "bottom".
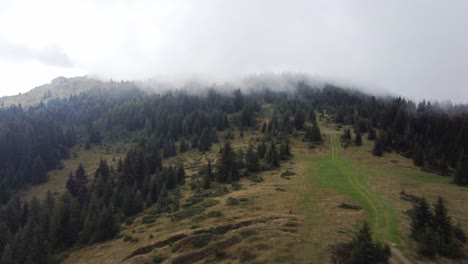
[
  {"left": 294, "top": 109, "right": 305, "bottom": 130},
  {"left": 198, "top": 128, "right": 211, "bottom": 152},
  {"left": 355, "top": 129, "right": 362, "bottom": 146},
  {"left": 454, "top": 150, "right": 468, "bottom": 185},
  {"left": 31, "top": 156, "right": 48, "bottom": 184},
  {"left": 216, "top": 142, "right": 238, "bottom": 183},
  {"left": 411, "top": 197, "right": 433, "bottom": 239},
  {"left": 245, "top": 144, "right": 260, "bottom": 172}
]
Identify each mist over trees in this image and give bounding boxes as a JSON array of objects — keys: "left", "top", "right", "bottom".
[{"left": 0, "top": 76, "right": 467, "bottom": 262}]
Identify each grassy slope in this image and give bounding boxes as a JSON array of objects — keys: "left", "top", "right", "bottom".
[
  {"left": 20, "top": 122, "right": 467, "bottom": 264},
  {"left": 295, "top": 122, "right": 466, "bottom": 264},
  {"left": 20, "top": 142, "right": 128, "bottom": 202}
]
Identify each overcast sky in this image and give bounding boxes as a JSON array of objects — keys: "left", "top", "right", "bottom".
[{"left": 1, "top": 0, "right": 467, "bottom": 102}]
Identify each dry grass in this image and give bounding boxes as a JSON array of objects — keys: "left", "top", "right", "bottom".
[
  {"left": 20, "top": 142, "right": 128, "bottom": 202},
  {"left": 35, "top": 124, "right": 467, "bottom": 264}
]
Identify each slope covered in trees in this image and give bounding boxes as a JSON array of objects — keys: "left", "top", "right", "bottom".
[{"left": 0, "top": 76, "right": 468, "bottom": 263}]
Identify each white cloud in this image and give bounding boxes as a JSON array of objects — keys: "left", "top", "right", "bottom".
[{"left": 0, "top": 0, "right": 467, "bottom": 102}]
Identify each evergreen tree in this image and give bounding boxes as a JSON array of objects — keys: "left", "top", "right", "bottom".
[
  {"left": 233, "top": 89, "right": 244, "bottom": 112},
  {"left": 0, "top": 221, "right": 9, "bottom": 252},
  {"left": 216, "top": 142, "right": 238, "bottom": 183},
  {"left": 372, "top": 136, "right": 384, "bottom": 156},
  {"left": 179, "top": 139, "right": 189, "bottom": 152},
  {"left": 342, "top": 128, "right": 352, "bottom": 141},
  {"left": 93, "top": 208, "right": 119, "bottom": 242},
  {"left": 49, "top": 192, "right": 81, "bottom": 251},
  {"left": 198, "top": 128, "right": 211, "bottom": 152},
  {"left": 367, "top": 128, "right": 376, "bottom": 140},
  {"left": 355, "top": 129, "right": 362, "bottom": 146},
  {"left": 31, "top": 156, "right": 48, "bottom": 184},
  {"left": 176, "top": 163, "right": 186, "bottom": 184},
  {"left": 411, "top": 197, "right": 433, "bottom": 239},
  {"left": 349, "top": 222, "right": 391, "bottom": 264},
  {"left": 311, "top": 124, "right": 322, "bottom": 142},
  {"left": 73, "top": 164, "right": 89, "bottom": 204},
  {"left": 279, "top": 140, "right": 291, "bottom": 160},
  {"left": 432, "top": 197, "right": 462, "bottom": 257},
  {"left": 294, "top": 109, "right": 305, "bottom": 130},
  {"left": 191, "top": 135, "right": 199, "bottom": 149},
  {"left": 95, "top": 159, "right": 110, "bottom": 180},
  {"left": 245, "top": 144, "right": 260, "bottom": 172},
  {"left": 163, "top": 140, "right": 177, "bottom": 158},
  {"left": 202, "top": 173, "right": 211, "bottom": 189},
  {"left": 265, "top": 142, "right": 280, "bottom": 167},
  {"left": 257, "top": 141, "right": 267, "bottom": 159},
  {"left": 413, "top": 145, "right": 425, "bottom": 167},
  {"left": 454, "top": 150, "right": 468, "bottom": 185},
  {"left": 1, "top": 244, "right": 13, "bottom": 264}
]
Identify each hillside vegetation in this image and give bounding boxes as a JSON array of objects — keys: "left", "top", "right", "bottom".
[{"left": 0, "top": 76, "right": 467, "bottom": 264}]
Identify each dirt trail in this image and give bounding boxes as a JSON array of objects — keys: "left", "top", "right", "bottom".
[{"left": 388, "top": 243, "right": 412, "bottom": 264}]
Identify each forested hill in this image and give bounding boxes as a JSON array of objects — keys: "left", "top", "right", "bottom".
[
  {"left": 0, "top": 76, "right": 467, "bottom": 263},
  {"left": 0, "top": 76, "right": 141, "bottom": 108}
]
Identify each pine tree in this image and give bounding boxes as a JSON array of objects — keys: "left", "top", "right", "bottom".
[
  {"left": 342, "top": 128, "right": 351, "bottom": 141},
  {"left": 311, "top": 124, "right": 322, "bottom": 142},
  {"left": 261, "top": 122, "right": 267, "bottom": 133},
  {"left": 349, "top": 222, "right": 390, "bottom": 264},
  {"left": 176, "top": 163, "right": 186, "bottom": 184},
  {"left": 257, "top": 141, "right": 267, "bottom": 159},
  {"left": 367, "top": 128, "right": 376, "bottom": 140},
  {"left": 74, "top": 164, "right": 89, "bottom": 204},
  {"left": 191, "top": 135, "right": 199, "bottom": 148},
  {"left": 432, "top": 198, "right": 452, "bottom": 240},
  {"left": 233, "top": 89, "right": 244, "bottom": 112},
  {"left": 355, "top": 129, "right": 362, "bottom": 146},
  {"left": 147, "top": 147, "right": 162, "bottom": 174},
  {"left": 216, "top": 142, "right": 238, "bottom": 183},
  {"left": 31, "top": 156, "right": 48, "bottom": 184},
  {"left": 411, "top": 198, "right": 433, "bottom": 240},
  {"left": 198, "top": 128, "right": 211, "bottom": 152},
  {"left": 279, "top": 140, "right": 291, "bottom": 160},
  {"left": 413, "top": 145, "right": 425, "bottom": 167},
  {"left": 93, "top": 208, "right": 119, "bottom": 242},
  {"left": 134, "top": 190, "right": 144, "bottom": 212},
  {"left": 266, "top": 142, "right": 280, "bottom": 167},
  {"left": 372, "top": 137, "right": 384, "bottom": 156},
  {"left": 163, "top": 139, "right": 177, "bottom": 158},
  {"left": 454, "top": 150, "right": 468, "bottom": 185},
  {"left": 179, "top": 139, "right": 189, "bottom": 152},
  {"left": 0, "top": 221, "right": 9, "bottom": 252},
  {"left": 202, "top": 173, "right": 211, "bottom": 189},
  {"left": 1, "top": 244, "right": 13, "bottom": 264},
  {"left": 294, "top": 109, "right": 305, "bottom": 130},
  {"left": 95, "top": 159, "right": 110, "bottom": 180},
  {"left": 245, "top": 144, "right": 260, "bottom": 172}
]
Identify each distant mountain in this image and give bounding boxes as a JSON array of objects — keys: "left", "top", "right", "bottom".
[{"left": 0, "top": 76, "right": 126, "bottom": 107}]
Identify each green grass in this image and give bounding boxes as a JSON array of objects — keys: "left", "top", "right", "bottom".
[{"left": 301, "top": 134, "right": 400, "bottom": 245}]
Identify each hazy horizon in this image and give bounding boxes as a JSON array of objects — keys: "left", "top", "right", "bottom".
[{"left": 1, "top": 1, "right": 468, "bottom": 102}]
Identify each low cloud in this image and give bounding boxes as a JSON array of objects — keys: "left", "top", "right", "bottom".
[{"left": 0, "top": 39, "right": 73, "bottom": 67}]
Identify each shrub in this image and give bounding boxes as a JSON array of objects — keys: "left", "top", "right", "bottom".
[
  {"left": 338, "top": 203, "right": 362, "bottom": 211},
  {"left": 142, "top": 215, "right": 157, "bottom": 224},
  {"left": 226, "top": 197, "right": 240, "bottom": 206},
  {"left": 171, "top": 206, "right": 205, "bottom": 221},
  {"left": 152, "top": 254, "right": 165, "bottom": 264},
  {"left": 213, "top": 244, "right": 226, "bottom": 259},
  {"left": 240, "top": 249, "right": 256, "bottom": 262},
  {"left": 191, "top": 233, "right": 212, "bottom": 248},
  {"left": 207, "top": 211, "right": 223, "bottom": 218},
  {"left": 200, "top": 199, "right": 220, "bottom": 208},
  {"left": 231, "top": 182, "right": 242, "bottom": 190}
]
